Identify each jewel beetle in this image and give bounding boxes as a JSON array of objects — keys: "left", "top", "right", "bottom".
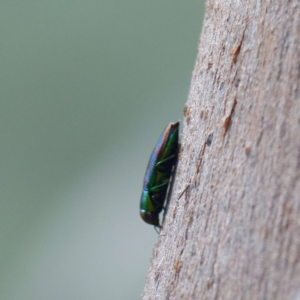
[{"left": 140, "top": 121, "right": 179, "bottom": 229}]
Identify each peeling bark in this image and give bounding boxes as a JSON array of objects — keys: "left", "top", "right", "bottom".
[{"left": 142, "top": 1, "right": 300, "bottom": 299}]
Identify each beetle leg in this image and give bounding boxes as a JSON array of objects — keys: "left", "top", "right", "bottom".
[
  {"left": 150, "top": 196, "right": 166, "bottom": 210},
  {"left": 149, "top": 181, "right": 169, "bottom": 209},
  {"left": 156, "top": 154, "right": 176, "bottom": 172},
  {"left": 149, "top": 182, "right": 169, "bottom": 193},
  {"left": 149, "top": 183, "right": 168, "bottom": 211}
]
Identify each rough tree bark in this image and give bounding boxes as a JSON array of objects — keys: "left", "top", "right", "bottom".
[{"left": 142, "top": 1, "right": 300, "bottom": 299}]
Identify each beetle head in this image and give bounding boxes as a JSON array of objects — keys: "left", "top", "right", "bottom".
[{"left": 140, "top": 210, "right": 160, "bottom": 227}]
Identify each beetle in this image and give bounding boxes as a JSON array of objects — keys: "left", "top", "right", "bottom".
[{"left": 140, "top": 121, "right": 179, "bottom": 229}]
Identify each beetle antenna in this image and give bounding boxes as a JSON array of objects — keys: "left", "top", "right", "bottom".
[{"left": 154, "top": 225, "right": 161, "bottom": 234}]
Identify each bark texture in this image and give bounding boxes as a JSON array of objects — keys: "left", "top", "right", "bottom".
[{"left": 142, "top": 1, "right": 300, "bottom": 299}]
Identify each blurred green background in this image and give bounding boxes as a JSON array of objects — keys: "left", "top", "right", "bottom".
[{"left": 0, "top": 1, "right": 204, "bottom": 299}]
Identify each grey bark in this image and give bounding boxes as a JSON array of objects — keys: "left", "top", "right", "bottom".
[{"left": 142, "top": 1, "right": 300, "bottom": 299}]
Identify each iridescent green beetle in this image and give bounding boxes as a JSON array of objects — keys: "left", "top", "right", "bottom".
[{"left": 140, "top": 121, "right": 179, "bottom": 229}]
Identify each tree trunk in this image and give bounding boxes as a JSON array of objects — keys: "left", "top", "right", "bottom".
[{"left": 142, "top": 1, "right": 300, "bottom": 299}]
